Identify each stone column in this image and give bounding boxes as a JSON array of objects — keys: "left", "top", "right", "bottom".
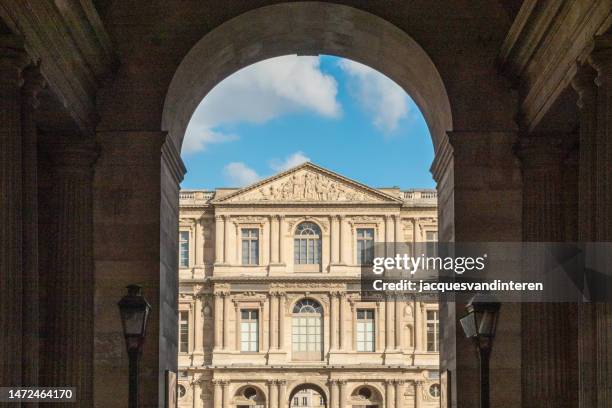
[
  {"left": 21, "top": 64, "right": 44, "bottom": 388},
  {"left": 589, "top": 34, "right": 612, "bottom": 407},
  {"left": 224, "top": 215, "right": 233, "bottom": 264},
  {"left": 195, "top": 219, "right": 204, "bottom": 266},
  {"left": 331, "top": 215, "right": 340, "bottom": 263},
  {"left": 223, "top": 292, "right": 231, "bottom": 350},
  {"left": 572, "top": 61, "right": 601, "bottom": 408},
  {"left": 394, "top": 296, "right": 402, "bottom": 350},
  {"left": 415, "top": 302, "right": 422, "bottom": 351},
  {"left": 278, "top": 293, "right": 286, "bottom": 350},
  {"left": 339, "top": 215, "right": 350, "bottom": 264},
  {"left": 394, "top": 380, "right": 404, "bottom": 408},
  {"left": 338, "top": 380, "right": 347, "bottom": 408},
  {"left": 385, "top": 380, "right": 395, "bottom": 408},
  {"left": 393, "top": 214, "right": 401, "bottom": 255},
  {"left": 268, "top": 380, "right": 278, "bottom": 408},
  {"left": 270, "top": 216, "right": 279, "bottom": 264},
  {"left": 517, "top": 134, "right": 577, "bottom": 407},
  {"left": 43, "top": 137, "right": 97, "bottom": 405},
  {"left": 213, "top": 380, "right": 222, "bottom": 408},
  {"left": 385, "top": 215, "right": 394, "bottom": 258},
  {"left": 338, "top": 292, "right": 346, "bottom": 350},
  {"left": 330, "top": 292, "right": 338, "bottom": 350},
  {"left": 0, "top": 35, "right": 28, "bottom": 388},
  {"left": 414, "top": 381, "right": 422, "bottom": 408},
  {"left": 194, "top": 294, "right": 203, "bottom": 353},
  {"left": 192, "top": 379, "right": 201, "bottom": 408},
  {"left": 270, "top": 293, "right": 279, "bottom": 349},
  {"left": 278, "top": 215, "right": 286, "bottom": 264},
  {"left": 385, "top": 294, "right": 395, "bottom": 350},
  {"left": 215, "top": 215, "right": 225, "bottom": 264},
  {"left": 278, "top": 380, "right": 287, "bottom": 408},
  {"left": 213, "top": 292, "right": 223, "bottom": 349},
  {"left": 328, "top": 379, "right": 339, "bottom": 408},
  {"left": 221, "top": 381, "right": 230, "bottom": 407}
]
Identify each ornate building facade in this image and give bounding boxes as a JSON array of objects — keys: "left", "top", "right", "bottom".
[{"left": 176, "top": 163, "right": 439, "bottom": 408}]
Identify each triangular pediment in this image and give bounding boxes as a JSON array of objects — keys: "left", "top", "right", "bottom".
[{"left": 213, "top": 163, "right": 402, "bottom": 204}]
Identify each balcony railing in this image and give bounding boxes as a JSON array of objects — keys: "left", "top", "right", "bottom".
[
  {"left": 179, "top": 190, "right": 215, "bottom": 205},
  {"left": 401, "top": 189, "right": 437, "bottom": 205}
]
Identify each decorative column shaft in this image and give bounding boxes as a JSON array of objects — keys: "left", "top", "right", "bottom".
[
  {"left": 339, "top": 381, "right": 347, "bottom": 408},
  {"left": 270, "top": 293, "right": 279, "bottom": 349},
  {"left": 395, "top": 381, "right": 404, "bottom": 408},
  {"left": 223, "top": 292, "right": 230, "bottom": 349},
  {"left": 268, "top": 380, "right": 278, "bottom": 408},
  {"left": 278, "top": 380, "right": 287, "bottom": 408},
  {"left": 213, "top": 380, "right": 222, "bottom": 408},
  {"left": 21, "top": 64, "right": 44, "bottom": 388},
  {"left": 215, "top": 216, "right": 225, "bottom": 264},
  {"left": 339, "top": 216, "right": 349, "bottom": 264},
  {"left": 0, "top": 35, "right": 28, "bottom": 388},
  {"left": 330, "top": 292, "right": 338, "bottom": 350},
  {"left": 385, "top": 380, "right": 395, "bottom": 408},
  {"left": 194, "top": 295, "right": 203, "bottom": 352},
  {"left": 42, "top": 137, "right": 97, "bottom": 405},
  {"left": 338, "top": 293, "right": 345, "bottom": 350},
  {"left": 224, "top": 215, "right": 232, "bottom": 264},
  {"left": 385, "top": 295, "right": 395, "bottom": 350},
  {"left": 415, "top": 302, "right": 422, "bottom": 350},
  {"left": 518, "top": 134, "right": 577, "bottom": 408},
  {"left": 192, "top": 379, "right": 201, "bottom": 408},
  {"left": 213, "top": 292, "right": 223, "bottom": 349},
  {"left": 278, "top": 216, "right": 285, "bottom": 264},
  {"left": 221, "top": 381, "right": 229, "bottom": 407},
  {"left": 270, "top": 216, "right": 279, "bottom": 264},
  {"left": 278, "top": 293, "right": 286, "bottom": 349},
  {"left": 589, "top": 34, "right": 612, "bottom": 407},
  {"left": 414, "top": 381, "right": 422, "bottom": 408},
  {"left": 328, "top": 380, "right": 339, "bottom": 408},
  {"left": 395, "top": 297, "right": 402, "bottom": 350},
  {"left": 195, "top": 219, "right": 204, "bottom": 266},
  {"left": 385, "top": 215, "right": 394, "bottom": 258},
  {"left": 331, "top": 215, "right": 340, "bottom": 263}
]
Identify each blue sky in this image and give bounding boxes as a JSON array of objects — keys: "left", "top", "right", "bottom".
[{"left": 180, "top": 55, "right": 435, "bottom": 190}]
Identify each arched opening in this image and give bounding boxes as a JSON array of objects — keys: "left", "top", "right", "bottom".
[
  {"left": 233, "top": 385, "right": 267, "bottom": 408},
  {"left": 289, "top": 383, "right": 328, "bottom": 408},
  {"left": 163, "top": 2, "right": 453, "bottom": 407},
  {"left": 292, "top": 298, "right": 324, "bottom": 361},
  {"left": 348, "top": 384, "right": 384, "bottom": 407}
]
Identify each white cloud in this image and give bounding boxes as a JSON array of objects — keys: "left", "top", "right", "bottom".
[
  {"left": 269, "top": 151, "right": 310, "bottom": 172},
  {"left": 222, "top": 151, "right": 312, "bottom": 187},
  {"left": 182, "top": 55, "right": 341, "bottom": 154},
  {"left": 223, "top": 162, "right": 261, "bottom": 186},
  {"left": 338, "top": 59, "right": 409, "bottom": 133}
]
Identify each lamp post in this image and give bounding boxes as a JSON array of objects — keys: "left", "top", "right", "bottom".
[
  {"left": 459, "top": 295, "right": 501, "bottom": 408},
  {"left": 118, "top": 285, "right": 152, "bottom": 408}
]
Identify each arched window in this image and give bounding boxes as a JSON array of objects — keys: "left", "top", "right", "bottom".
[
  {"left": 292, "top": 299, "right": 323, "bottom": 360},
  {"left": 294, "top": 222, "right": 322, "bottom": 265}
]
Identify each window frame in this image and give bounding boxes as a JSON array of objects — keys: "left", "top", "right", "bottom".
[
  {"left": 293, "top": 222, "right": 322, "bottom": 268},
  {"left": 178, "top": 309, "right": 190, "bottom": 354},
  {"left": 356, "top": 227, "right": 375, "bottom": 265},
  {"left": 240, "top": 308, "right": 260, "bottom": 352},
  {"left": 426, "top": 308, "right": 439, "bottom": 352},
  {"left": 292, "top": 298, "right": 324, "bottom": 361},
  {"left": 179, "top": 230, "right": 190, "bottom": 268},
  {"left": 241, "top": 228, "right": 260, "bottom": 266},
  {"left": 356, "top": 308, "right": 376, "bottom": 352}
]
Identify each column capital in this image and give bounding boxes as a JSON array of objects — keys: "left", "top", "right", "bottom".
[
  {"left": 46, "top": 136, "right": 98, "bottom": 175},
  {"left": 589, "top": 34, "right": 612, "bottom": 81},
  {"left": 0, "top": 35, "right": 29, "bottom": 86},
  {"left": 515, "top": 134, "right": 565, "bottom": 169},
  {"left": 275, "top": 379, "right": 287, "bottom": 385},
  {"left": 21, "top": 64, "right": 46, "bottom": 109}
]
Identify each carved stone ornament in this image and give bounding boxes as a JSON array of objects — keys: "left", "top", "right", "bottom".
[{"left": 215, "top": 164, "right": 398, "bottom": 203}]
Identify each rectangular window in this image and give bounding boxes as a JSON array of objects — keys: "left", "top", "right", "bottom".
[
  {"left": 356, "top": 309, "right": 375, "bottom": 352},
  {"left": 303, "top": 397, "right": 307, "bottom": 406},
  {"left": 241, "top": 228, "right": 259, "bottom": 265},
  {"left": 179, "top": 231, "right": 190, "bottom": 268},
  {"left": 240, "top": 309, "right": 259, "bottom": 352},
  {"left": 427, "top": 310, "right": 439, "bottom": 352},
  {"left": 356, "top": 228, "right": 375, "bottom": 265},
  {"left": 293, "top": 397, "right": 299, "bottom": 406},
  {"left": 426, "top": 231, "right": 438, "bottom": 258},
  {"left": 179, "top": 311, "right": 189, "bottom": 353}
]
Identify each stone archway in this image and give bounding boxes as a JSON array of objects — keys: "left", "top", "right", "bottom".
[{"left": 288, "top": 383, "right": 328, "bottom": 408}]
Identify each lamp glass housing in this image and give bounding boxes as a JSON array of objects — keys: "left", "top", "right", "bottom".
[{"left": 118, "top": 285, "right": 152, "bottom": 351}]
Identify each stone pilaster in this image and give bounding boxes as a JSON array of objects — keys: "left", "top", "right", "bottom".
[
  {"left": 385, "top": 380, "right": 395, "bottom": 408},
  {"left": 214, "top": 215, "right": 224, "bottom": 264},
  {"left": 330, "top": 291, "right": 339, "bottom": 350},
  {"left": 395, "top": 380, "right": 404, "bottom": 408},
  {"left": 338, "top": 380, "right": 347, "bottom": 408},
  {"left": 223, "top": 291, "right": 230, "bottom": 350},
  {"left": 328, "top": 379, "right": 338, "bottom": 408},
  {"left": 588, "top": 33, "right": 612, "bottom": 407},
  {"left": 278, "top": 380, "right": 287, "bottom": 408},
  {"left": 41, "top": 136, "right": 97, "bottom": 405},
  {"left": 20, "top": 63, "right": 45, "bottom": 389},
  {"left": 517, "top": 134, "right": 578, "bottom": 408},
  {"left": 213, "top": 292, "right": 223, "bottom": 350},
  {"left": 385, "top": 294, "right": 395, "bottom": 350},
  {"left": 0, "top": 35, "right": 29, "bottom": 388},
  {"left": 268, "top": 380, "right": 278, "bottom": 408}
]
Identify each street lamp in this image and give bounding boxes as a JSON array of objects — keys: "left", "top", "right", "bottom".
[
  {"left": 118, "top": 284, "right": 152, "bottom": 408},
  {"left": 459, "top": 295, "right": 501, "bottom": 408}
]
